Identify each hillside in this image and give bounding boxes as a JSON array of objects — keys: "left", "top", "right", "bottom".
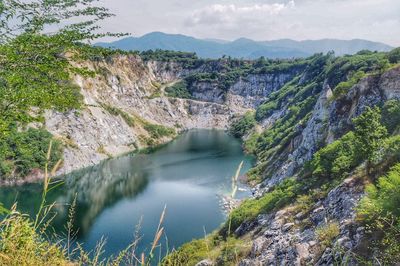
[
  {"left": 96, "top": 32, "right": 393, "bottom": 59},
  {"left": 2, "top": 39, "right": 400, "bottom": 264}
]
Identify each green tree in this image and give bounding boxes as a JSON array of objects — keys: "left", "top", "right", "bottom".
[
  {"left": 387, "top": 47, "right": 400, "bottom": 64},
  {"left": 353, "top": 106, "right": 387, "bottom": 170},
  {"left": 0, "top": 0, "right": 122, "bottom": 137},
  {"left": 382, "top": 99, "right": 400, "bottom": 134}
]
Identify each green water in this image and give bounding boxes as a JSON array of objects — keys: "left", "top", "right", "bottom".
[{"left": 0, "top": 129, "right": 254, "bottom": 260}]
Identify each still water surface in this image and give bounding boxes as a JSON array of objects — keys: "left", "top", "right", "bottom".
[{"left": 0, "top": 129, "right": 254, "bottom": 259}]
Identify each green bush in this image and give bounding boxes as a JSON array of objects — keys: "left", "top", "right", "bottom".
[
  {"left": 309, "top": 132, "right": 360, "bottom": 180},
  {"left": 387, "top": 47, "right": 400, "bottom": 64},
  {"left": 333, "top": 71, "right": 365, "bottom": 98},
  {"left": 0, "top": 128, "right": 63, "bottom": 179},
  {"left": 255, "top": 101, "right": 278, "bottom": 121},
  {"left": 381, "top": 99, "right": 400, "bottom": 134},
  {"left": 357, "top": 163, "right": 400, "bottom": 264},
  {"left": 224, "top": 179, "right": 298, "bottom": 233},
  {"left": 165, "top": 80, "right": 192, "bottom": 99},
  {"left": 143, "top": 123, "right": 175, "bottom": 139},
  {"left": 229, "top": 112, "right": 256, "bottom": 138},
  {"left": 101, "top": 104, "right": 135, "bottom": 127},
  {"left": 162, "top": 238, "right": 210, "bottom": 265}
]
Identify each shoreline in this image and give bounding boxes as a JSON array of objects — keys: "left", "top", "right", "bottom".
[{"left": 0, "top": 128, "right": 246, "bottom": 188}]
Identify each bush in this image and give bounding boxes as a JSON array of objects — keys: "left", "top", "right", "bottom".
[
  {"left": 0, "top": 128, "right": 63, "bottom": 179},
  {"left": 387, "top": 47, "right": 400, "bottom": 64},
  {"left": 0, "top": 213, "right": 70, "bottom": 265},
  {"left": 333, "top": 71, "right": 365, "bottom": 98},
  {"left": 165, "top": 80, "right": 191, "bottom": 99},
  {"left": 229, "top": 112, "right": 256, "bottom": 138},
  {"left": 255, "top": 101, "right": 278, "bottom": 121},
  {"left": 101, "top": 104, "right": 135, "bottom": 127},
  {"left": 357, "top": 163, "right": 400, "bottom": 264},
  {"left": 224, "top": 179, "right": 298, "bottom": 233},
  {"left": 316, "top": 222, "right": 340, "bottom": 248},
  {"left": 143, "top": 123, "right": 175, "bottom": 139},
  {"left": 163, "top": 238, "right": 210, "bottom": 265},
  {"left": 381, "top": 99, "right": 400, "bottom": 134},
  {"left": 309, "top": 132, "right": 360, "bottom": 180}
]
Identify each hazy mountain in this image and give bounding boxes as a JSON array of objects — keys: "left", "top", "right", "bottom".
[{"left": 96, "top": 32, "right": 393, "bottom": 59}]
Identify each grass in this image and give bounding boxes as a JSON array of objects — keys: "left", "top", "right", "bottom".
[
  {"left": 0, "top": 144, "right": 170, "bottom": 266},
  {"left": 316, "top": 221, "right": 340, "bottom": 249},
  {"left": 101, "top": 104, "right": 136, "bottom": 127}
]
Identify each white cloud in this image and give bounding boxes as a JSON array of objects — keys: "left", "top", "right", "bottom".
[
  {"left": 97, "top": 0, "right": 400, "bottom": 46},
  {"left": 186, "top": 1, "right": 295, "bottom": 26}
]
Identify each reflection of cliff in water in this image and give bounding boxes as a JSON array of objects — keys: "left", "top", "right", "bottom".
[{"left": 52, "top": 153, "right": 150, "bottom": 237}]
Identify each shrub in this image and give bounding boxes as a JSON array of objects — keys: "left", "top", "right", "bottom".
[
  {"left": 333, "top": 71, "right": 365, "bottom": 98},
  {"left": 357, "top": 163, "right": 400, "bottom": 264},
  {"left": 143, "top": 123, "right": 175, "bottom": 139},
  {"left": 0, "top": 128, "right": 63, "bottom": 179},
  {"left": 353, "top": 106, "right": 387, "bottom": 164},
  {"left": 101, "top": 104, "right": 135, "bottom": 127},
  {"left": 387, "top": 47, "right": 400, "bottom": 64},
  {"left": 0, "top": 213, "right": 70, "bottom": 265},
  {"left": 229, "top": 112, "right": 256, "bottom": 138},
  {"left": 165, "top": 80, "right": 191, "bottom": 99},
  {"left": 381, "top": 99, "right": 400, "bottom": 134},
  {"left": 316, "top": 222, "right": 340, "bottom": 248},
  {"left": 310, "top": 132, "right": 360, "bottom": 181},
  {"left": 224, "top": 179, "right": 298, "bottom": 234},
  {"left": 255, "top": 101, "right": 278, "bottom": 121},
  {"left": 162, "top": 238, "right": 210, "bottom": 265}
]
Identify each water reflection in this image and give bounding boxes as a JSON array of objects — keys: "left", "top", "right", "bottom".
[{"left": 0, "top": 129, "right": 254, "bottom": 258}]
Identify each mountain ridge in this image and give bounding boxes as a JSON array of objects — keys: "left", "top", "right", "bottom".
[{"left": 96, "top": 32, "right": 393, "bottom": 59}]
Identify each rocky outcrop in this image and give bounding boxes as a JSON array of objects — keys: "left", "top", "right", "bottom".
[
  {"left": 239, "top": 177, "right": 365, "bottom": 266},
  {"left": 257, "top": 66, "right": 400, "bottom": 191}
]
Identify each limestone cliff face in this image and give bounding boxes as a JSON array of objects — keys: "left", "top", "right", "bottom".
[
  {"left": 256, "top": 66, "right": 400, "bottom": 193},
  {"left": 236, "top": 66, "right": 400, "bottom": 265},
  {"left": 45, "top": 55, "right": 239, "bottom": 175}
]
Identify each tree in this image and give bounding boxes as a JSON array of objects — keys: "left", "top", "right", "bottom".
[
  {"left": 382, "top": 100, "right": 400, "bottom": 134},
  {"left": 0, "top": 0, "right": 123, "bottom": 137},
  {"left": 387, "top": 47, "right": 400, "bottom": 64},
  {"left": 353, "top": 106, "right": 387, "bottom": 171}
]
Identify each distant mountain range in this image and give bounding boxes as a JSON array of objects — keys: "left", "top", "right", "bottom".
[{"left": 96, "top": 32, "right": 394, "bottom": 59}]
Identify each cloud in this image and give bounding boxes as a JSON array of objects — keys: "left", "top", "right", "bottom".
[
  {"left": 185, "top": 1, "right": 295, "bottom": 27},
  {"left": 96, "top": 0, "right": 400, "bottom": 46}
]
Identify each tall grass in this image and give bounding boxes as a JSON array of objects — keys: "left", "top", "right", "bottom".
[{"left": 0, "top": 143, "right": 168, "bottom": 266}]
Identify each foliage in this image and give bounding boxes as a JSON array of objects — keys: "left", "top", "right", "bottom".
[
  {"left": 0, "top": 128, "right": 62, "bottom": 179},
  {"left": 309, "top": 132, "right": 360, "bottom": 181},
  {"left": 143, "top": 123, "right": 176, "bottom": 139},
  {"left": 165, "top": 80, "right": 192, "bottom": 99},
  {"left": 325, "top": 51, "right": 389, "bottom": 89},
  {"left": 101, "top": 104, "right": 135, "bottom": 127},
  {"left": 229, "top": 112, "right": 256, "bottom": 138},
  {"left": 381, "top": 99, "right": 400, "bottom": 134},
  {"left": 255, "top": 101, "right": 278, "bottom": 121},
  {"left": 333, "top": 71, "right": 365, "bottom": 98},
  {"left": 163, "top": 234, "right": 250, "bottom": 266},
  {"left": 0, "top": 212, "right": 70, "bottom": 265},
  {"left": 387, "top": 47, "right": 400, "bottom": 64},
  {"left": 140, "top": 50, "right": 205, "bottom": 68},
  {"left": 353, "top": 106, "right": 387, "bottom": 164},
  {"left": 357, "top": 163, "right": 400, "bottom": 264},
  {"left": 163, "top": 238, "right": 210, "bottom": 265},
  {"left": 316, "top": 222, "right": 340, "bottom": 248},
  {"left": 224, "top": 179, "right": 298, "bottom": 234},
  {"left": 0, "top": 0, "right": 120, "bottom": 136}
]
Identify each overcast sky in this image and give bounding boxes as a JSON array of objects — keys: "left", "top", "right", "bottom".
[{"left": 97, "top": 0, "right": 400, "bottom": 46}]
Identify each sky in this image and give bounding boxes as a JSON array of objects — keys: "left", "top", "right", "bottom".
[{"left": 97, "top": 0, "right": 400, "bottom": 46}]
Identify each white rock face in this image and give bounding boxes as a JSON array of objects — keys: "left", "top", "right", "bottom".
[{"left": 45, "top": 55, "right": 290, "bottom": 175}]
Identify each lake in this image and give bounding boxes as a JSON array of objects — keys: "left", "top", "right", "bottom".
[{"left": 0, "top": 129, "right": 254, "bottom": 261}]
